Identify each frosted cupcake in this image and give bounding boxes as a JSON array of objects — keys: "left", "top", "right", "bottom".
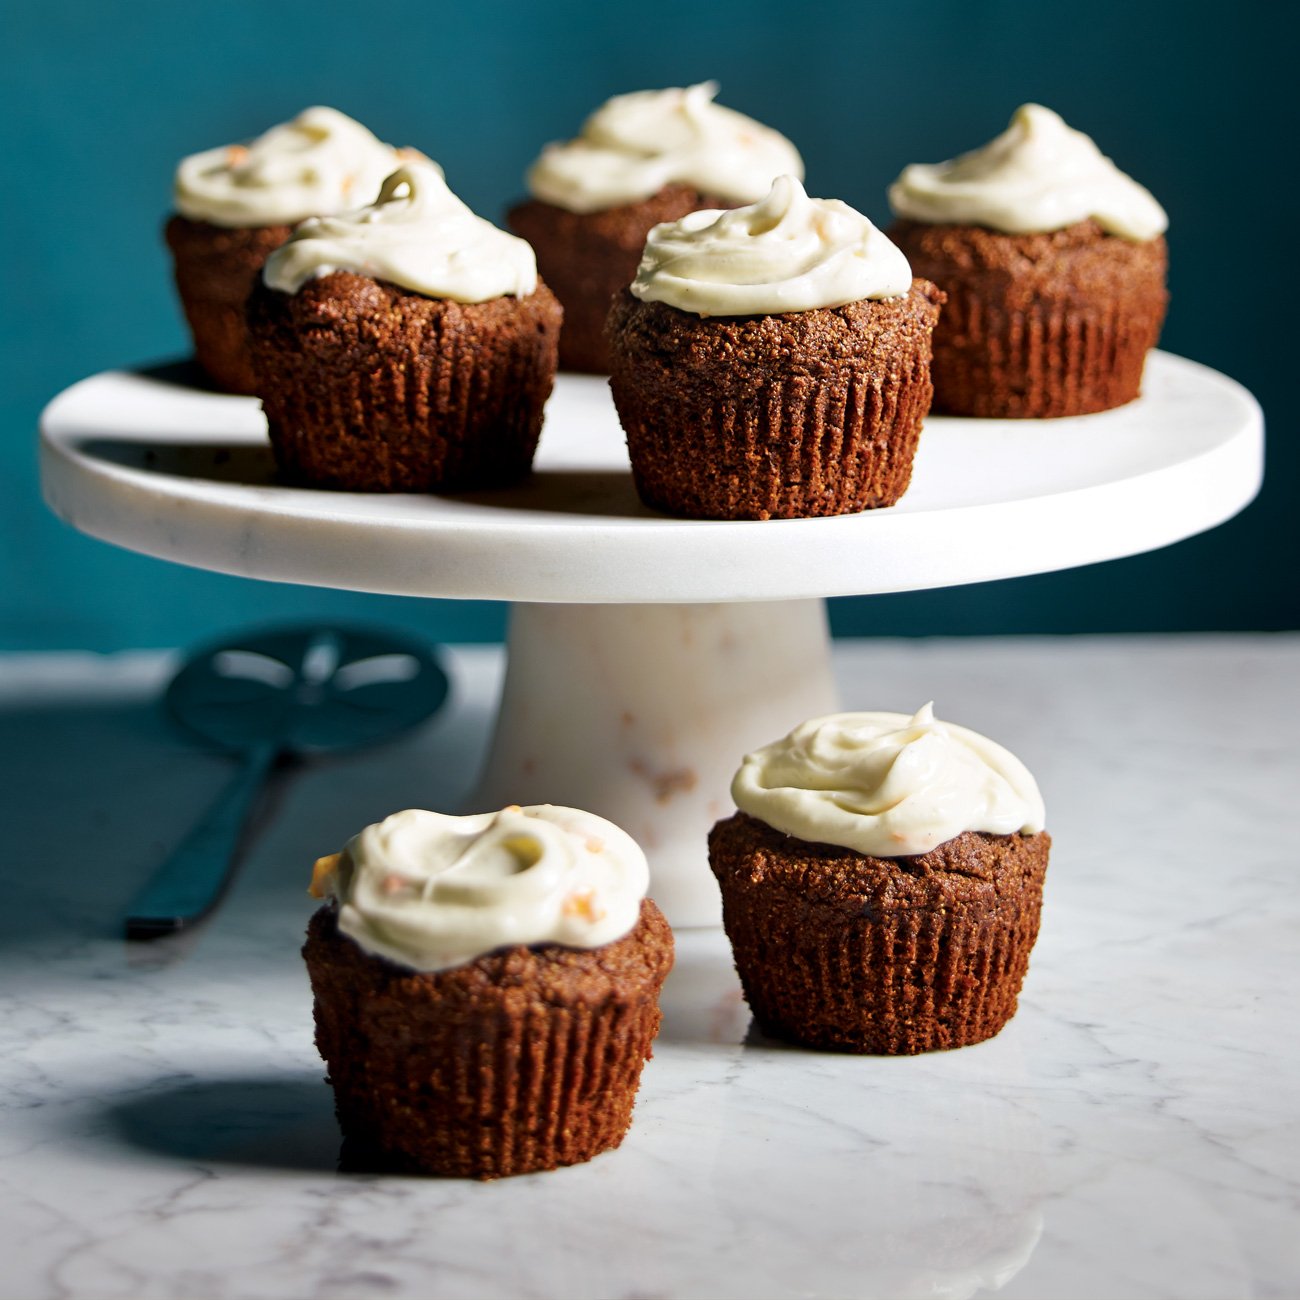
[
  {"left": 607, "top": 175, "right": 943, "bottom": 519},
  {"left": 708, "top": 705, "right": 1050, "bottom": 1053},
  {"left": 247, "top": 160, "right": 561, "bottom": 492},
  {"left": 166, "top": 107, "right": 405, "bottom": 394},
  {"left": 888, "top": 104, "right": 1169, "bottom": 418},
  {"left": 304, "top": 806, "right": 674, "bottom": 1178},
  {"left": 508, "top": 83, "right": 802, "bottom": 372}
]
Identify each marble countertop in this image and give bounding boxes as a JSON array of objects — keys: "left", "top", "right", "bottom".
[{"left": 2, "top": 635, "right": 1297, "bottom": 1300}]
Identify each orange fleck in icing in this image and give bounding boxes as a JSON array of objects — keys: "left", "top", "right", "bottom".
[
  {"left": 308, "top": 853, "right": 340, "bottom": 898},
  {"left": 585, "top": 836, "right": 605, "bottom": 853},
  {"left": 562, "top": 888, "right": 606, "bottom": 923},
  {"left": 381, "top": 872, "right": 406, "bottom": 896},
  {"left": 226, "top": 144, "right": 249, "bottom": 166}
]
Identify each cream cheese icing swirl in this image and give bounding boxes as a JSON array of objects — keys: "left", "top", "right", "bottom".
[
  {"left": 174, "top": 106, "right": 403, "bottom": 228},
  {"left": 631, "top": 175, "right": 912, "bottom": 316},
  {"left": 731, "top": 704, "right": 1045, "bottom": 858},
  {"left": 310, "top": 806, "right": 650, "bottom": 972},
  {"left": 527, "top": 82, "right": 804, "bottom": 215},
  {"left": 889, "top": 103, "right": 1167, "bottom": 242},
  {"left": 263, "top": 160, "right": 537, "bottom": 301}
]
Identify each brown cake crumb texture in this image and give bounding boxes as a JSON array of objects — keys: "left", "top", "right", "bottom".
[
  {"left": 508, "top": 185, "right": 737, "bottom": 373},
  {"left": 709, "top": 813, "right": 1050, "bottom": 1053},
  {"left": 889, "top": 218, "right": 1168, "bottom": 418},
  {"left": 303, "top": 897, "right": 674, "bottom": 1178},
  {"left": 606, "top": 281, "right": 943, "bottom": 520},
  {"left": 246, "top": 271, "right": 562, "bottom": 492},
  {"left": 165, "top": 215, "right": 292, "bottom": 395}
]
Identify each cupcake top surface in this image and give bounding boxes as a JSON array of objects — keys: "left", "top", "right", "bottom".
[
  {"left": 630, "top": 175, "right": 912, "bottom": 317},
  {"left": 262, "top": 160, "right": 537, "bottom": 301},
  {"left": 526, "top": 81, "right": 804, "bottom": 215},
  {"left": 309, "top": 805, "right": 650, "bottom": 972},
  {"left": 173, "top": 106, "right": 404, "bottom": 228},
  {"left": 731, "top": 703, "right": 1045, "bottom": 858},
  {"left": 888, "top": 103, "right": 1168, "bottom": 242}
]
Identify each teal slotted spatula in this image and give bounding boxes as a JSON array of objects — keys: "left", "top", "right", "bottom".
[{"left": 125, "top": 624, "right": 449, "bottom": 939}]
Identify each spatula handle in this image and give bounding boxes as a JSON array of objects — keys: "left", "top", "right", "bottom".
[{"left": 124, "top": 741, "right": 279, "bottom": 939}]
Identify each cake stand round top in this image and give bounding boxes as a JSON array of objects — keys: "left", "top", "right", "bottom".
[{"left": 40, "top": 351, "right": 1262, "bottom": 603}]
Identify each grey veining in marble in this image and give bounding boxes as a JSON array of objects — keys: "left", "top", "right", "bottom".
[{"left": 1, "top": 636, "right": 1298, "bottom": 1300}]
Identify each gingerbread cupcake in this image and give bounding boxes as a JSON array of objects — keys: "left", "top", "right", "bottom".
[
  {"left": 508, "top": 82, "right": 802, "bottom": 372},
  {"left": 166, "top": 106, "right": 404, "bottom": 394},
  {"left": 247, "top": 159, "right": 561, "bottom": 492},
  {"left": 304, "top": 805, "right": 674, "bottom": 1179},
  {"left": 709, "top": 705, "right": 1050, "bottom": 1054},
  {"left": 607, "top": 175, "right": 942, "bottom": 520},
  {"left": 888, "top": 104, "right": 1168, "bottom": 418}
]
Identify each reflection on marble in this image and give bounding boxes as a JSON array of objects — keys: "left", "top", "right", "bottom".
[{"left": 1, "top": 636, "right": 1298, "bottom": 1299}]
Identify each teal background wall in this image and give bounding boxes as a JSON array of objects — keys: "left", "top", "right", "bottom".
[{"left": 5, "top": 0, "right": 1293, "bottom": 649}]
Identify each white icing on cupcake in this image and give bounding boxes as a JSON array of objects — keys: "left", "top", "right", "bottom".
[
  {"left": 311, "top": 805, "right": 650, "bottom": 971},
  {"left": 174, "top": 106, "right": 403, "bottom": 228},
  {"left": 631, "top": 176, "right": 912, "bottom": 316},
  {"left": 262, "top": 161, "right": 537, "bottom": 302},
  {"left": 731, "top": 704, "right": 1045, "bottom": 857},
  {"left": 527, "top": 82, "right": 803, "bottom": 215},
  {"left": 889, "top": 104, "right": 1167, "bottom": 241}
]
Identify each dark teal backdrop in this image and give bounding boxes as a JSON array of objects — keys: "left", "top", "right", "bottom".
[{"left": 5, "top": 0, "right": 1292, "bottom": 649}]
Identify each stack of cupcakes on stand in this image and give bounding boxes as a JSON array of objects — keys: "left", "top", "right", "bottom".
[
  {"left": 509, "top": 83, "right": 802, "bottom": 372},
  {"left": 887, "top": 104, "right": 1169, "bottom": 418},
  {"left": 304, "top": 805, "right": 674, "bottom": 1178},
  {"left": 247, "top": 159, "right": 561, "bottom": 492},
  {"left": 709, "top": 704, "right": 1050, "bottom": 1053},
  {"left": 607, "top": 175, "right": 943, "bottom": 519},
  {"left": 166, "top": 107, "right": 406, "bottom": 395}
]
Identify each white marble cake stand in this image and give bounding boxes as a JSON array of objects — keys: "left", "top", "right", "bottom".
[{"left": 40, "top": 352, "right": 1263, "bottom": 924}]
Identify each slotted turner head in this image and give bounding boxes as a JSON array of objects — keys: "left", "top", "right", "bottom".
[{"left": 165, "top": 624, "right": 450, "bottom": 755}]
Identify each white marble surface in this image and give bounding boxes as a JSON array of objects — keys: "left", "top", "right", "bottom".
[{"left": 2, "top": 635, "right": 1298, "bottom": 1300}]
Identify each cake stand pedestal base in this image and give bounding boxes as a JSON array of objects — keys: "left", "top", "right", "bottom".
[{"left": 472, "top": 599, "right": 839, "bottom": 927}]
